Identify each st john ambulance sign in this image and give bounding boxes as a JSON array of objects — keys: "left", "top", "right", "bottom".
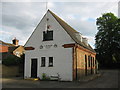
[{"left": 40, "top": 44, "right": 58, "bottom": 49}]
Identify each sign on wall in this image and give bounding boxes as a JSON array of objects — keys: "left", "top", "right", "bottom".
[{"left": 40, "top": 44, "right": 58, "bottom": 49}]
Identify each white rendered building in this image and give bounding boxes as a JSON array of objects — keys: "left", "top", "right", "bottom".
[{"left": 24, "top": 10, "right": 96, "bottom": 81}]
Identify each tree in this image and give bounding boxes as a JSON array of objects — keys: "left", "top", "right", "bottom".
[{"left": 95, "top": 13, "right": 120, "bottom": 68}]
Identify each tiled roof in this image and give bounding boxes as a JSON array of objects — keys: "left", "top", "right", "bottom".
[
  {"left": 8, "top": 46, "right": 19, "bottom": 52},
  {"left": 48, "top": 10, "right": 96, "bottom": 53},
  {"left": 0, "top": 40, "right": 16, "bottom": 47},
  {"left": 0, "top": 40, "right": 20, "bottom": 52}
]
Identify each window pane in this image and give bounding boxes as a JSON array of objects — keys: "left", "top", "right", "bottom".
[
  {"left": 43, "top": 31, "right": 53, "bottom": 41},
  {"left": 85, "top": 55, "right": 87, "bottom": 60},
  {"left": 41, "top": 57, "right": 45, "bottom": 67},
  {"left": 88, "top": 56, "right": 90, "bottom": 67},
  {"left": 85, "top": 55, "right": 87, "bottom": 66},
  {"left": 49, "top": 57, "right": 53, "bottom": 67},
  {"left": 91, "top": 57, "right": 92, "bottom": 67},
  {"left": 93, "top": 57, "right": 94, "bottom": 67},
  {"left": 43, "top": 31, "right": 46, "bottom": 41}
]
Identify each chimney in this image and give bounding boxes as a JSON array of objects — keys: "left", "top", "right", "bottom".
[
  {"left": 82, "top": 37, "right": 88, "bottom": 46},
  {"left": 75, "top": 32, "right": 82, "bottom": 42},
  {"left": 12, "top": 37, "right": 19, "bottom": 46}
]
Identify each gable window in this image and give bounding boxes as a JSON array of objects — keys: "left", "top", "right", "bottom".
[
  {"left": 49, "top": 57, "right": 53, "bottom": 67},
  {"left": 43, "top": 31, "right": 53, "bottom": 41},
  {"left": 41, "top": 57, "right": 45, "bottom": 67}
]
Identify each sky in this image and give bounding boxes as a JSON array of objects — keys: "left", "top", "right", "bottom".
[{"left": 0, "top": 0, "right": 119, "bottom": 48}]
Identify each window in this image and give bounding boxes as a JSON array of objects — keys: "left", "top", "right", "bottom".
[
  {"left": 85, "top": 55, "right": 87, "bottom": 76},
  {"left": 93, "top": 57, "right": 94, "bottom": 67},
  {"left": 95, "top": 59, "right": 96, "bottom": 64},
  {"left": 43, "top": 31, "right": 53, "bottom": 41},
  {"left": 85, "top": 55, "right": 87, "bottom": 65},
  {"left": 41, "top": 57, "right": 45, "bottom": 67},
  {"left": 91, "top": 57, "right": 92, "bottom": 67},
  {"left": 88, "top": 56, "right": 90, "bottom": 67},
  {"left": 85, "top": 55, "right": 87, "bottom": 62},
  {"left": 49, "top": 57, "right": 53, "bottom": 67}
]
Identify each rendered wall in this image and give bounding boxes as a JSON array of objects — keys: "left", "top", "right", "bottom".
[{"left": 24, "top": 11, "right": 75, "bottom": 81}]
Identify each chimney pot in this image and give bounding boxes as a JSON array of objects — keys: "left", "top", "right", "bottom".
[{"left": 12, "top": 37, "right": 19, "bottom": 46}]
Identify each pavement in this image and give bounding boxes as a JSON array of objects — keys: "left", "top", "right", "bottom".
[{"left": 1, "top": 69, "right": 119, "bottom": 88}]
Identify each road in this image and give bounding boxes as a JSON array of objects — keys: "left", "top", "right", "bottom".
[{"left": 1, "top": 69, "right": 119, "bottom": 88}]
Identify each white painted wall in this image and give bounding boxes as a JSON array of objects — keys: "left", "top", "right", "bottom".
[{"left": 24, "top": 11, "right": 75, "bottom": 81}]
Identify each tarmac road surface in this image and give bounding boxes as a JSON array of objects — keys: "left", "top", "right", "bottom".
[{"left": 1, "top": 69, "right": 119, "bottom": 88}]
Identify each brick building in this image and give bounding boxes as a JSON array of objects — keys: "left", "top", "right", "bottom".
[
  {"left": 0, "top": 38, "right": 25, "bottom": 63},
  {"left": 24, "top": 10, "right": 97, "bottom": 81}
]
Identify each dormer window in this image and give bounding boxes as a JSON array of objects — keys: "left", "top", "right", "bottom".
[{"left": 43, "top": 31, "right": 53, "bottom": 41}]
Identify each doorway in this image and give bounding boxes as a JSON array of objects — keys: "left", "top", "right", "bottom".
[{"left": 31, "top": 58, "right": 37, "bottom": 78}]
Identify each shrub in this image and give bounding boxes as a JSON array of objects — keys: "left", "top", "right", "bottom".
[{"left": 42, "top": 73, "right": 50, "bottom": 80}]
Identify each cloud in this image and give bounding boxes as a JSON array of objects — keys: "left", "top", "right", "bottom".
[
  {"left": 2, "top": 2, "right": 46, "bottom": 29},
  {"left": 1, "top": 25, "right": 26, "bottom": 44},
  {"left": 1, "top": 2, "right": 47, "bottom": 45},
  {"left": 47, "top": 2, "right": 55, "bottom": 8},
  {"left": 0, "top": 29, "right": 14, "bottom": 44},
  {"left": 1, "top": 0, "right": 120, "bottom": 2},
  {"left": 49, "top": 2, "right": 118, "bottom": 48},
  {"left": 0, "top": 1, "right": 118, "bottom": 48},
  {"left": 83, "top": 35, "right": 95, "bottom": 48}
]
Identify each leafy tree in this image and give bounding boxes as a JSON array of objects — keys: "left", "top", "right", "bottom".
[{"left": 95, "top": 13, "right": 120, "bottom": 68}]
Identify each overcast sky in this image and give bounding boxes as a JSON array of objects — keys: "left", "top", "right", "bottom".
[{"left": 0, "top": 0, "right": 119, "bottom": 48}]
